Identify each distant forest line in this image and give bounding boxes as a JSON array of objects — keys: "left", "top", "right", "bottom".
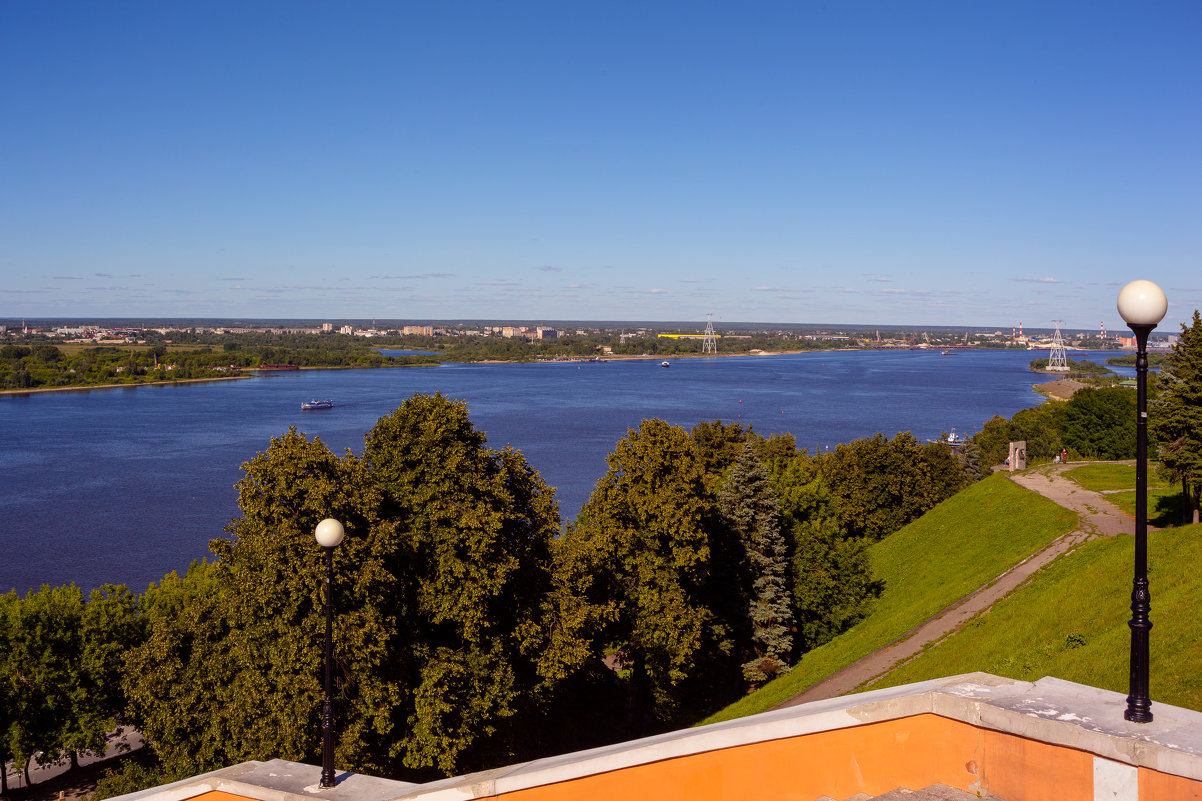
[{"left": 2, "top": 325, "right": 1108, "bottom": 392}]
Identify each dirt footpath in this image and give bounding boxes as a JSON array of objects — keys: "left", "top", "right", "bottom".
[
  {"left": 776, "top": 463, "right": 1133, "bottom": 708},
  {"left": 1007, "top": 462, "right": 1134, "bottom": 539}
]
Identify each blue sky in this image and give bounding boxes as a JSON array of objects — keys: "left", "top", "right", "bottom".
[{"left": 2, "top": 1, "right": 1199, "bottom": 331}]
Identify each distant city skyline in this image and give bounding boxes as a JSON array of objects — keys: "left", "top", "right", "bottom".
[{"left": 2, "top": 2, "right": 1199, "bottom": 332}]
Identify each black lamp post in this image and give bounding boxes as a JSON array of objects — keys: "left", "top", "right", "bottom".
[
  {"left": 1116, "top": 279, "right": 1167, "bottom": 724},
  {"left": 314, "top": 518, "right": 345, "bottom": 787}
]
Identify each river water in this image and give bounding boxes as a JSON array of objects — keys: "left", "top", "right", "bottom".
[{"left": 0, "top": 349, "right": 1129, "bottom": 595}]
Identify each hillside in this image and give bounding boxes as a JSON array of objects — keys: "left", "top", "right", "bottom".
[
  {"left": 867, "top": 521, "right": 1202, "bottom": 712},
  {"left": 701, "top": 472, "right": 1078, "bottom": 724}
]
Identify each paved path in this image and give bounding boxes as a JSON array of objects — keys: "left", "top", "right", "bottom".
[
  {"left": 2, "top": 727, "right": 143, "bottom": 799},
  {"left": 776, "top": 463, "right": 1133, "bottom": 708}
]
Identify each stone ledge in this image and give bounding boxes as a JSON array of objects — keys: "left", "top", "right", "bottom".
[
  {"left": 117, "top": 673, "right": 1202, "bottom": 801},
  {"left": 398, "top": 673, "right": 1202, "bottom": 799}
]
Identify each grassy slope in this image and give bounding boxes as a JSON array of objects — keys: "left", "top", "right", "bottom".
[
  {"left": 867, "top": 522, "right": 1202, "bottom": 713},
  {"left": 701, "top": 473, "right": 1078, "bottom": 724},
  {"left": 1063, "top": 463, "right": 1138, "bottom": 492},
  {"left": 1063, "top": 462, "right": 1183, "bottom": 526}
]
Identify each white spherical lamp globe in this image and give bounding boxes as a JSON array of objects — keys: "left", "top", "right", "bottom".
[
  {"left": 314, "top": 518, "right": 345, "bottom": 548},
  {"left": 1117, "top": 280, "right": 1168, "bottom": 327}
]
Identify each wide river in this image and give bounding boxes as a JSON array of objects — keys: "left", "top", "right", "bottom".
[{"left": 1, "top": 349, "right": 1129, "bottom": 595}]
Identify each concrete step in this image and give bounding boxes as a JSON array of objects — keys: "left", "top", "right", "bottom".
[{"left": 877, "top": 786, "right": 983, "bottom": 800}]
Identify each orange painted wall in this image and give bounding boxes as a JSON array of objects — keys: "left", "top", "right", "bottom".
[
  {"left": 1141, "top": 767, "right": 1202, "bottom": 800},
  {"left": 504, "top": 715, "right": 984, "bottom": 801},
  {"left": 978, "top": 728, "right": 1093, "bottom": 801},
  {"left": 174, "top": 718, "right": 1202, "bottom": 801},
  {"left": 186, "top": 792, "right": 253, "bottom": 801}
]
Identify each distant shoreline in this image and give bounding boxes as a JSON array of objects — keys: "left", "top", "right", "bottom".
[
  {"left": 0, "top": 375, "right": 250, "bottom": 396},
  {"left": 0, "top": 346, "right": 981, "bottom": 395}
]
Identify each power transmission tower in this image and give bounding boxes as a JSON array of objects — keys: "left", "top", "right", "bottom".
[
  {"left": 1048, "top": 320, "right": 1069, "bottom": 371},
  {"left": 702, "top": 313, "right": 718, "bottom": 355}
]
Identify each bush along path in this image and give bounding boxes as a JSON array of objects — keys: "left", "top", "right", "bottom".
[{"left": 774, "top": 462, "right": 1134, "bottom": 708}]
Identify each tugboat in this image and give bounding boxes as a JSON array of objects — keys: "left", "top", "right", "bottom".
[{"left": 301, "top": 399, "right": 334, "bottom": 410}]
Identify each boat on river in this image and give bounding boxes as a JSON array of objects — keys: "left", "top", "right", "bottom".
[
  {"left": 930, "top": 428, "right": 967, "bottom": 447},
  {"left": 301, "top": 399, "right": 334, "bottom": 410},
  {"left": 661, "top": 361, "right": 670, "bottom": 368}
]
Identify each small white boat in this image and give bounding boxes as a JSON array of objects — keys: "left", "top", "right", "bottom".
[
  {"left": 301, "top": 399, "right": 334, "bottom": 410},
  {"left": 931, "top": 428, "right": 967, "bottom": 446},
  {"left": 661, "top": 361, "right": 670, "bottom": 368}
]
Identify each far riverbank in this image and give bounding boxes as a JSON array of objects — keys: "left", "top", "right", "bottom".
[
  {"left": 0, "top": 374, "right": 250, "bottom": 396},
  {"left": 4, "top": 348, "right": 1080, "bottom": 596}
]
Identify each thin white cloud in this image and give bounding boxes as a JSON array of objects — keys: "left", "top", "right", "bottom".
[
  {"left": 1014, "top": 277, "right": 1061, "bottom": 284},
  {"left": 369, "top": 273, "right": 453, "bottom": 280},
  {"left": 482, "top": 279, "right": 519, "bottom": 286},
  {"left": 536, "top": 265, "right": 562, "bottom": 272}
]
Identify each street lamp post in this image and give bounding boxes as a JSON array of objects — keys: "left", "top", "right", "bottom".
[
  {"left": 314, "top": 518, "right": 345, "bottom": 787},
  {"left": 1116, "top": 280, "right": 1168, "bottom": 724}
]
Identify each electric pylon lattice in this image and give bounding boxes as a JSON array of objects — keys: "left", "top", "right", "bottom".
[
  {"left": 1048, "top": 320, "right": 1069, "bottom": 371},
  {"left": 702, "top": 314, "right": 717, "bottom": 355}
]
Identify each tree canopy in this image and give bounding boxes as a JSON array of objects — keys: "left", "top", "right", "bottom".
[
  {"left": 27, "top": 398, "right": 982, "bottom": 795},
  {"left": 1152, "top": 310, "right": 1202, "bottom": 523},
  {"left": 820, "top": 432, "right": 968, "bottom": 542},
  {"left": 126, "top": 393, "right": 570, "bottom": 780},
  {"left": 556, "top": 419, "right": 719, "bottom": 727}
]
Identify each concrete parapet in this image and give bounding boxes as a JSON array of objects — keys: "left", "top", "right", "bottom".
[{"left": 114, "top": 673, "right": 1202, "bottom": 801}]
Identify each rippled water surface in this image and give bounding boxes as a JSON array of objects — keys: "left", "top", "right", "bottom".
[{"left": 1, "top": 349, "right": 1129, "bottom": 594}]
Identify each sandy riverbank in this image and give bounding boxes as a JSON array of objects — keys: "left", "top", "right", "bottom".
[{"left": 0, "top": 375, "right": 250, "bottom": 396}]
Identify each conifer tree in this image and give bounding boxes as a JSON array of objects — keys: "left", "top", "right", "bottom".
[
  {"left": 1152, "top": 310, "right": 1202, "bottom": 524},
  {"left": 718, "top": 443, "right": 793, "bottom": 684}
]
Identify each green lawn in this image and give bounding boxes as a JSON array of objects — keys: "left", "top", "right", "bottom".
[
  {"left": 1063, "top": 463, "right": 1137, "bottom": 492},
  {"left": 866, "top": 523, "right": 1202, "bottom": 713},
  {"left": 699, "top": 473, "right": 1078, "bottom": 724},
  {"left": 1062, "top": 462, "right": 1185, "bottom": 527},
  {"left": 1108, "top": 488, "right": 1188, "bottom": 529}
]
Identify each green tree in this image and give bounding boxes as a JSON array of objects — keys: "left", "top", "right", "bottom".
[
  {"left": 125, "top": 429, "right": 391, "bottom": 778},
  {"left": 0, "top": 583, "right": 145, "bottom": 787},
  {"left": 956, "top": 441, "right": 985, "bottom": 483},
  {"left": 821, "top": 432, "right": 967, "bottom": 542},
  {"left": 769, "top": 454, "right": 879, "bottom": 652},
  {"left": 973, "top": 406, "right": 1062, "bottom": 467},
  {"left": 362, "top": 393, "right": 567, "bottom": 773},
  {"left": 1, "top": 585, "right": 83, "bottom": 782},
  {"left": 124, "top": 563, "right": 231, "bottom": 777},
  {"left": 0, "top": 591, "right": 16, "bottom": 796},
  {"left": 718, "top": 443, "right": 793, "bottom": 684},
  {"left": 1152, "top": 310, "right": 1202, "bottom": 524},
  {"left": 127, "top": 399, "right": 571, "bottom": 781},
  {"left": 63, "top": 585, "right": 143, "bottom": 768},
  {"left": 31, "top": 344, "right": 62, "bottom": 363},
  {"left": 557, "top": 419, "right": 719, "bottom": 728},
  {"left": 1058, "top": 387, "right": 1136, "bottom": 460},
  {"left": 689, "top": 419, "right": 752, "bottom": 495}
]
